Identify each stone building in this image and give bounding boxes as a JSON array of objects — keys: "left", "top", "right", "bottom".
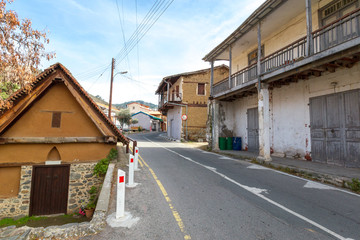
[
  {"left": 203, "top": 0, "right": 360, "bottom": 167},
  {"left": 0, "top": 63, "right": 129, "bottom": 219},
  {"left": 156, "top": 65, "right": 229, "bottom": 141}
]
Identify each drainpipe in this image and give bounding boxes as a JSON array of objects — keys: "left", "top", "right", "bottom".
[{"left": 306, "top": 0, "right": 313, "bottom": 56}]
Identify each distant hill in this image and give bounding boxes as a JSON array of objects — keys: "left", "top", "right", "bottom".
[
  {"left": 114, "top": 100, "right": 158, "bottom": 110},
  {"left": 89, "top": 94, "right": 108, "bottom": 105},
  {"left": 89, "top": 95, "right": 157, "bottom": 110}
]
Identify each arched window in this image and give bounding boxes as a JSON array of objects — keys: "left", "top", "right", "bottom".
[{"left": 47, "top": 147, "right": 61, "bottom": 161}]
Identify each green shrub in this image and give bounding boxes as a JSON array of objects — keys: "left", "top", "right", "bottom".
[
  {"left": 348, "top": 178, "right": 360, "bottom": 192},
  {"left": 93, "top": 148, "right": 118, "bottom": 177}
]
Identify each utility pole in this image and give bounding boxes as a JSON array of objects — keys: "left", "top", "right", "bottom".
[{"left": 108, "top": 58, "right": 115, "bottom": 121}]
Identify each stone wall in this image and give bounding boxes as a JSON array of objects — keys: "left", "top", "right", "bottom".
[
  {"left": 67, "top": 163, "right": 103, "bottom": 214},
  {"left": 0, "top": 166, "right": 32, "bottom": 219}
]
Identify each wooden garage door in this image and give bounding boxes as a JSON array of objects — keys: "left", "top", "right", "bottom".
[
  {"left": 30, "top": 165, "right": 70, "bottom": 216},
  {"left": 310, "top": 89, "right": 360, "bottom": 167}
]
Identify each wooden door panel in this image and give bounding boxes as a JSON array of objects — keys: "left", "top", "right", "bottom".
[{"left": 30, "top": 165, "right": 70, "bottom": 216}]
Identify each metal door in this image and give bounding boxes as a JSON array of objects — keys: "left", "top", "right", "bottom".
[
  {"left": 310, "top": 89, "right": 360, "bottom": 167},
  {"left": 30, "top": 165, "right": 70, "bottom": 216},
  {"left": 247, "top": 108, "right": 259, "bottom": 151}
]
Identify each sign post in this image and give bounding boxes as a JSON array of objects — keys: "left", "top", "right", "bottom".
[
  {"left": 116, "top": 169, "right": 125, "bottom": 219},
  {"left": 134, "top": 147, "right": 139, "bottom": 171}
]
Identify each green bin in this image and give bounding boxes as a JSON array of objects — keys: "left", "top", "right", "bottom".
[
  {"left": 219, "top": 137, "right": 226, "bottom": 150},
  {"left": 226, "top": 137, "right": 233, "bottom": 150}
]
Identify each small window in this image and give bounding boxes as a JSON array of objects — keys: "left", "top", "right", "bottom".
[
  {"left": 52, "top": 112, "right": 61, "bottom": 128},
  {"left": 133, "top": 107, "right": 135, "bottom": 110},
  {"left": 248, "top": 45, "right": 264, "bottom": 65},
  {"left": 198, "top": 83, "right": 205, "bottom": 95},
  {"left": 319, "top": 0, "right": 359, "bottom": 26}
]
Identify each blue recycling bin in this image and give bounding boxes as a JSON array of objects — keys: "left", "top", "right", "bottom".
[{"left": 233, "top": 137, "right": 242, "bottom": 150}]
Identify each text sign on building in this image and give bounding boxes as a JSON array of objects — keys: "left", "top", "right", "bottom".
[{"left": 181, "top": 114, "right": 188, "bottom": 121}]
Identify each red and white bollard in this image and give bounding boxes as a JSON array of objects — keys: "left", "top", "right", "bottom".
[
  {"left": 134, "top": 147, "right": 139, "bottom": 171},
  {"left": 116, "top": 169, "right": 125, "bottom": 219},
  {"left": 126, "top": 154, "right": 137, "bottom": 188}
]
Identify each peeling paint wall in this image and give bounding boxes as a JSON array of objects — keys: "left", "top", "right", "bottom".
[{"left": 221, "top": 62, "right": 360, "bottom": 157}]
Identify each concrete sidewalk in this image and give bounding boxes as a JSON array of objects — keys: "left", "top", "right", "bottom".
[{"left": 214, "top": 149, "right": 360, "bottom": 188}]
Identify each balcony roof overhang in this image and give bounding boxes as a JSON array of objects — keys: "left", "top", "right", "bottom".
[{"left": 202, "top": 0, "right": 312, "bottom": 62}]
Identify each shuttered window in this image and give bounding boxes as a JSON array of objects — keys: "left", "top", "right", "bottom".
[
  {"left": 198, "top": 83, "right": 205, "bottom": 95},
  {"left": 52, "top": 112, "right": 62, "bottom": 128}
]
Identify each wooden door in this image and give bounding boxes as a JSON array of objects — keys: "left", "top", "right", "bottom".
[
  {"left": 247, "top": 108, "right": 259, "bottom": 151},
  {"left": 310, "top": 89, "right": 360, "bottom": 167},
  {"left": 30, "top": 165, "right": 70, "bottom": 216}
]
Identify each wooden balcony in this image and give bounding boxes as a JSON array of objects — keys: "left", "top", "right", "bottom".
[
  {"left": 158, "top": 92, "right": 183, "bottom": 110},
  {"left": 213, "top": 8, "right": 360, "bottom": 99}
]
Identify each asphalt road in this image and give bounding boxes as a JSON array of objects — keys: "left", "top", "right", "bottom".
[{"left": 128, "top": 132, "right": 360, "bottom": 240}]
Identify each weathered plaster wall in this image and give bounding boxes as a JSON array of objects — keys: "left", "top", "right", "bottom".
[
  {"left": 0, "top": 143, "right": 114, "bottom": 164},
  {"left": 217, "top": 94, "right": 257, "bottom": 148},
  {"left": 271, "top": 62, "right": 360, "bottom": 157},
  {"left": 0, "top": 166, "right": 32, "bottom": 219},
  {"left": 222, "top": 62, "right": 360, "bottom": 157},
  {"left": 67, "top": 163, "right": 103, "bottom": 214},
  {"left": 0, "top": 167, "right": 20, "bottom": 197},
  {"left": 167, "top": 106, "right": 182, "bottom": 140}
]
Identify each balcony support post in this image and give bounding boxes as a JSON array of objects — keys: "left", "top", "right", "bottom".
[
  {"left": 166, "top": 81, "right": 170, "bottom": 102},
  {"left": 257, "top": 22, "right": 262, "bottom": 90},
  {"left": 257, "top": 83, "right": 272, "bottom": 162},
  {"left": 229, "top": 46, "right": 232, "bottom": 89},
  {"left": 306, "top": 0, "right": 314, "bottom": 56},
  {"left": 210, "top": 61, "right": 214, "bottom": 97}
]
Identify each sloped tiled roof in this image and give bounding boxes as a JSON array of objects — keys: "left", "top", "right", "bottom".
[{"left": 0, "top": 63, "right": 129, "bottom": 144}]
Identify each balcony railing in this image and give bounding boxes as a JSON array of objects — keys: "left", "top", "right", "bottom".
[
  {"left": 213, "top": 8, "right": 360, "bottom": 96},
  {"left": 158, "top": 92, "right": 182, "bottom": 109}
]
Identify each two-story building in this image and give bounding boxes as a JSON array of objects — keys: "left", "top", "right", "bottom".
[
  {"left": 156, "top": 65, "right": 228, "bottom": 141},
  {"left": 204, "top": 0, "right": 360, "bottom": 167}
]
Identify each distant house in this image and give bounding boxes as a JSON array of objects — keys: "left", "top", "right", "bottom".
[
  {"left": 93, "top": 101, "right": 121, "bottom": 128},
  {"left": 131, "top": 111, "right": 163, "bottom": 131},
  {"left": 203, "top": 0, "right": 360, "bottom": 167},
  {"left": 155, "top": 65, "right": 229, "bottom": 141},
  {"left": 127, "top": 102, "right": 151, "bottom": 115},
  {"left": 0, "top": 63, "right": 128, "bottom": 219}
]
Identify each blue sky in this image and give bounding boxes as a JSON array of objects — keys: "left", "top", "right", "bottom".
[{"left": 9, "top": 0, "right": 265, "bottom": 105}]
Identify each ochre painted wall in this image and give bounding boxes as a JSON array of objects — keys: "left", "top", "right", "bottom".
[
  {"left": 0, "top": 143, "right": 115, "bottom": 164},
  {"left": 0, "top": 167, "right": 20, "bottom": 197},
  {"left": 2, "top": 83, "right": 102, "bottom": 138}
]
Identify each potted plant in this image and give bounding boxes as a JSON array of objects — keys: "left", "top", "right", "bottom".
[
  {"left": 84, "top": 186, "right": 98, "bottom": 218},
  {"left": 84, "top": 202, "right": 96, "bottom": 218}
]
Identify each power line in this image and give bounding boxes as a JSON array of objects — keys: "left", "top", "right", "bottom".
[{"left": 114, "top": 0, "right": 174, "bottom": 67}]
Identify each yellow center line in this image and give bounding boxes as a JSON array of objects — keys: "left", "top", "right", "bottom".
[{"left": 138, "top": 154, "right": 192, "bottom": 240}]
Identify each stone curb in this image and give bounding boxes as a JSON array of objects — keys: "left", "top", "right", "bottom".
[{"left": 0, "top": 163, "right": 117, "bottom": 240}]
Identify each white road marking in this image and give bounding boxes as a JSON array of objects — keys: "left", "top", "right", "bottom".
[
  {"left": 144, "top": 137, "right": 355, "bottom": 240},
  {"left": 219, "top": 156, "right": 232, "bottom": 159},
  {"left": 303, "top": 181, "right": 335, "bottom": 190},
  {"left": 247, "top": 164, "right": 270, "bottom": 170}
]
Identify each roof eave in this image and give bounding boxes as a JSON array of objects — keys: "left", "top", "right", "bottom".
[{"left": 202, "top": 0, "right": 286, "bottom": 62}]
